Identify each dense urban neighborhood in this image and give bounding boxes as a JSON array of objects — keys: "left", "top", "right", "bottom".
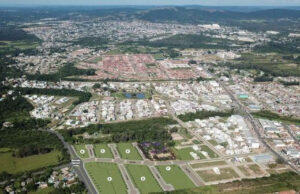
[{"left": 0, "top": 4, "right": 300, "bottom": 194}]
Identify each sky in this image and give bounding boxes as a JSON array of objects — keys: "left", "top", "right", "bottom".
[{"left": 0, "top": 0, "right": 300, "bottom": 6}]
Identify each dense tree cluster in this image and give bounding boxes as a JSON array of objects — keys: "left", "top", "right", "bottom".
[
  {"left": 16, "top": 87, "right": 92, "bottom": 105},
  {"left": 27, "top": 63, "right": 96, "bottom": 82},
  {"left": 137, "top": 34, "right": 241, "bottom": 50},
  {"left": 0, "top": 94, "right": 33, "bottom": 123},
  {"left": 60, "top": 117, "right": 177, "bottom": 144},
  {"left": 178, "top": 110, "right": 234, "bottom": 122},
  {"left": 253, "top": 110, "right": 300, "bottom": 124}
]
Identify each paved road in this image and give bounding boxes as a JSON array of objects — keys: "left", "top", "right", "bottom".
[
  {"left": 219, "top": 82, "right": 300, "bottom": 174},
  {"left": 46, "top": 129, "right": 98, "bottom": 194}
]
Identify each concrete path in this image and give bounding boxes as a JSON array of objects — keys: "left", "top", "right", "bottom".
[
  {"left": 180, "top": 164, "right": 205, "bottom": 186},
  {"left": 118, "top": 164, "right": 140, "bottom": 194},
  {"left": 86, "top": 144, "right": 95, "bottom": 158},
  {"left": 149, "top": 165, "right": 174, "bottom": 191},
  {"left": 108, "top": 143, "right": 120, "bottom": 159}
]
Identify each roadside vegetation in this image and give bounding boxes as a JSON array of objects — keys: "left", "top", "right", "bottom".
[{"left": 252, "top": 110, "right": 300, "bottom": 125}]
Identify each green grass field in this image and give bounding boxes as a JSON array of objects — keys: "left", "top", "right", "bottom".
[
  {"left": 200, "top": 145, "right": 218, "bottom": 158},
  {"left": 172, "top": 147, "right": 206, "bottom": 160},
  {"left": 190, "top": 161, "right": 227, "bottom": 169},
  {"left": 116, "top": 143, "right": 142, "bottom": 160},
  {"left": 125, "top": 164, "right": 162, "bottom": 194},
  {"left": 85, "top": 162, "right": 127, "bottom": 194},
  {"left": 74, "top": 145, "right": 89, "bottom": 158},
  {"left": 94, "top": 144, "right": 113, "bottom": 158},
  {"left": 156, "top": 165, "right": 195, "bottom": 190},
  {"left": 0, "top": 150, "right": 62, "bottom": 174},
  {"left": 197, "top": 168, "right": 240, "bottom": 182}
]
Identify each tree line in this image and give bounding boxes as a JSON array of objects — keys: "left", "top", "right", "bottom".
[
  {"left": 60, "top": 117, "right": 177, "bottom": 144},
  {"left": 178, "top": 110, "right": 234, "bottom": 122},
  {"left": 16, "top": 87, "right": 92, "bottom": 105}
]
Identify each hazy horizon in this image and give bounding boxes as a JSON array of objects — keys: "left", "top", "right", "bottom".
[{"left": 1, "top": 0, "right": 300, "bottom": 6}]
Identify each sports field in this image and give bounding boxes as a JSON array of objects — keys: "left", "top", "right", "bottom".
[
  {"left": 0, "top": 150, "right": 62, "bottom": 174},
  {"left": 116, "top": 143, "right": 142, "bottom": 160},
  {"left": 125, "top": 164, "right": 162, "bottom": 193},
  {"left": 74, "top": 145, "right": 89, "bottom": 158},
  {"left": 94, "top": 144, "right": 114, "bottom": 158},
  {"left": 85, "top": 162, "right": 127, "bottom": 194},
  {"left": 156, "top": 165, "right": 195, "bottom": 190}
]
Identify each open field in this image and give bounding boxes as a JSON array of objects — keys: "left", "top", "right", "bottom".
[
  {"left": 165, "top": 172, "right": 300, "bottom": 194},
  {"left": 197, "top": 168, "right": 240, "bottom": 182},
  {"left": 237, "top": 165, "right": 251, "bottom": 176},
  {"left": 116, "top": 143, "right": 142, "bottom": 160},
  {"left": 172, "top": 147, "right": 206, "bottom": 160},
  {"left": 248, "top": 164, "right": 264, "bottom": 175},
  {"left": 200, "top": 145, "right": 219, "bottom": 158},
  {"left": 0, "top": 40, "right": 39, "bottom": 51},
  {"left": 74, "top": 145, "right": 89, "bottom": 158},
  {"left": 94, "top": 144, "right": 114, "bottom": 158},
  {"left": 190, "top": 161, "right": 227, "bottom": 169},
  {"left": 85, "top": 162, "right": 127, "bottom": 194},
  {"left": 156, "top": 165, "right": 195, "bottom": 190},
  {"left": 0, "top": 150, "right": 62, "bottom": 174},
  {"left": 126, "top": 164, "right": 162, "bottom": 194}
]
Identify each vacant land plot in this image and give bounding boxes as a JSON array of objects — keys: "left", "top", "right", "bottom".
[
  {"left": 85, "top": 162, "right": 127, "bottom": 194},
  {"left": 0, "top": 150, "right": 62, "bottom": 174},
  {"left": 172, "top": 147, "right": 206, "bottom": 160},
  {"left": 200, "top": 145, "right": 218, "bottom": 158},
  {"left": 94, "top": 144, "right": 114, "bottom": 158},
  {"left": 248, "top": 164, "right": 264, "bottom": 175},
  {"left": 156, "top": 165, "right": 195, "bottom": 190},
  {"left": 197, "top": 168, "right": 240, "bottom": 182},
  {"left": 190, "top": 161, "right": 227, "bottom": 169},
  {"left": 126, "top": 164, "right": 162, "bottom": 193},
  {"left": 117, "top": 143, "right": 142, "bottom": 160},
  {"left": 74, "top": 145, "right": 89, "bottom": 158},
  {"left": 238, "top": 165, "right": 251, "bottom": 176}
]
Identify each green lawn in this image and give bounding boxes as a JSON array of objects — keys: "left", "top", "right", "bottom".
[
  {"left": 74, "top": 145, "right": 89, "bottom": 158},
  {"left": 156, "top": 165, "right": 195, "bottom": 190},
  {"left": 125, "top": 164, "right": 162, "bottom": 194},
  {"left": 197, "top": 168, "right": 240, "bottom": 182},
  {"left": 94, "top": 144, "right": 113, "bottom": 158},
  {"left": 116, "top": 143, "right": 142, "bottom": 160},
  {"left": 200, "top": 145, "right": 219, "bottom": 158},
  {"left": 85, "top": 162, "right": 127, "bottom": 194},
  {"left": 172, "top": 147, "right": 206, "bottom": 160},
  {"left": 0, "top": 150, "right": 62, "bottom": 174}
]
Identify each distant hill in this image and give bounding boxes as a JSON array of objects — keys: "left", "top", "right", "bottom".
[{"left": 135, "top": 7, "right": 300, "bottom": 24}]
